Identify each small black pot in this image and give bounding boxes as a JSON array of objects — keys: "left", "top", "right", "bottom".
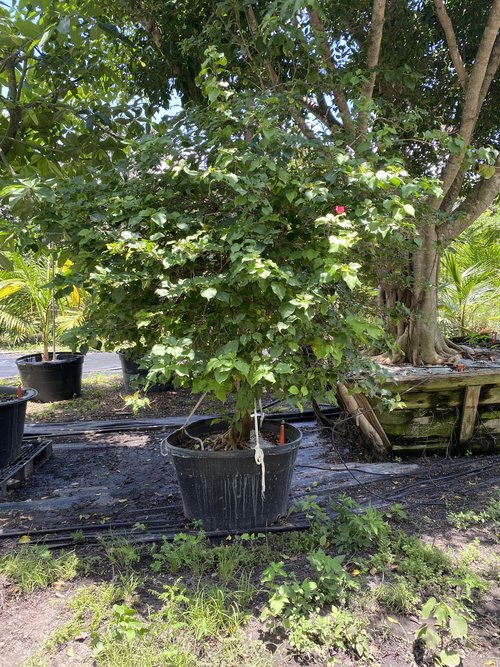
[
  {"left": 16, "top": 352, "right": 84, "bottom": 403},
  {"left": 165, "top": 418, "right": 302, "bottom": 531},
  {"left": 0, "top": 386, "right": 38, "bottom": 467},
  {"left": 119, "top": 353, "right": 173, "bottom": 393}
]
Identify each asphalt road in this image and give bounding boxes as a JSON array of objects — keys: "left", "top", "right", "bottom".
[{"left": 0, "top": 352, "right": 122, "bottom": 379}]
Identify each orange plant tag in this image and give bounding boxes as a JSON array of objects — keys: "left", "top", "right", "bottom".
[{"left": 279, "top": 421, "right": 285, "bottom": 446}]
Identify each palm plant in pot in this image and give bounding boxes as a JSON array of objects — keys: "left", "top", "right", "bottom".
[
  {"left": 0, "top": 250, "right": 85, "bottom": 402},
  {"left": 39, "top": 62, "right": 439, "bottom": 529}
]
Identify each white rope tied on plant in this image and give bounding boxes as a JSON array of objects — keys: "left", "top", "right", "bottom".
[
  {"left": 160, "top": 391, "right": 207, "bottom": 457},
  {"left": 253, "top": 398, "right": 266, "bottom": 499}
]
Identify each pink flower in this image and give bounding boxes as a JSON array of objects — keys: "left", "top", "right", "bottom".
[{"left": 335, "top": 205, "right": 345, "bottom": 215}]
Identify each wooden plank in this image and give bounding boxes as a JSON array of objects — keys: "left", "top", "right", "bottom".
[
  {"left": 479, "top": 384, "right": 500, "bottom": 405},
  {"left": 381, "top": 369, "right": 500, "bottom": 392},
  {"left": 383, "top": 416, "right": 457, "bottom": 438},
  {"left": 397, "top": 390, "right": 462, "bottom": 409},
  {"left": 392, "top": 441, "right": 451, "bottom": 454},
  {"left": 354, "top": 393, "right": 391, "bottom": 449},
  {"left": 459, "top": 385, "right": 481, "bottom": 444},
  {"left": 336, "top": 383, "right": 387, "bottom": 456}
]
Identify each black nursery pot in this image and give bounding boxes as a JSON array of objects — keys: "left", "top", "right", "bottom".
[
  {"left": 16, "top": 352, "right": 84, "bottom": 403},
  {"left": 119, "top": 353, "right": 174, "bottom": 393},
  {"left": 165, "top": 418, "right": 302, "bottom": 532},
  {"left": 0, "top": 387, "right": 38, "bottom": 467}
]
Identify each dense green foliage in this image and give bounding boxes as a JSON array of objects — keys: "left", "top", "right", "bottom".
[
  {"left": 439, "top": 211, "right": 500, "bottom": 335},
  {"left": 32, "top": 76, "right": 442, "bottom": 419},
  {"left": 1, "top": 0, "right": 498, "bottom": 400},
  {"left": 0, "top": 0, "right": 145, "bottom": 181}
]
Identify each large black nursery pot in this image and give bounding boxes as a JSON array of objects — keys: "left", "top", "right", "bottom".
[
  {"left": 0, "top": 386, "right": 38, "bottom": 467},
  {"left": 165, "top": 418, "right": 302, "bottom": 532},
  {"left": 119, "top": 353, "right": 174, "bottom": 393},
  {"left": 16, "top": 352, "right": 84, "bottom": 403}
]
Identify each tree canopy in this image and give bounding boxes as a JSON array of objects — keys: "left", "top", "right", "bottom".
[{"left": 1, "top": 0, "right": 499, "bottom": 429}]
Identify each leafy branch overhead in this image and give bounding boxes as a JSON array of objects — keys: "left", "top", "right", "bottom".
[{"left": 110, "top": 0, "right": 499, "bottom": 364}]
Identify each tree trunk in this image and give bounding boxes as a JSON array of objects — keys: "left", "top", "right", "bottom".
[{"left": 382, "top": 220, "right": 461, "bottom": 365}]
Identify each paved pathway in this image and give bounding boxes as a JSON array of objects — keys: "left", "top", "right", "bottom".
[{"left": 0, "top": 352, "right": 121, "bottom": 378}]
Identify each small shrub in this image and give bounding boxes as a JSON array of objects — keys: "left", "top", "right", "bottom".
[
  {"left": 395, "top": 534, "right": 451, "bottom": 589},
  {"left": 333, "top": 495, "right": 390, "bottom": 554},
  {"left": 151, "top": 532, "right": 213, "bottom": 577},
  {"left": 447, "top": 495, "right": 500, "bottom": 530},
  {"left": 415, "top": 597, "right": 469, "bottom": 667},
  {"left": 261, "top": 550, "right": 358, "bottom": 625},
  {"left": 287, "top": 607, "right": 370, "bottom": 660},
  {"left": 97, "top": 535, "right": 141, "bottom": 574}
]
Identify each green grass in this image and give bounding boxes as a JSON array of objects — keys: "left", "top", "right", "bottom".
[
  {"left": 0, "top": 546, "right": 78, "bottom": 593},
  {"left": 4, "top": 493, "right": 497, "bottom": 667},
  {"left": 447, "top": 494, "right": 500, "bottom": 530}
]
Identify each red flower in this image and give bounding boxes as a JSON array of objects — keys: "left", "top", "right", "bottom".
[{"left": 335, "top": 205, "right": 345, "bottom": 215}]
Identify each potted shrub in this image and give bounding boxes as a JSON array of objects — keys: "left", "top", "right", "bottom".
[
  {"left": 39, "top": 82, "right": 436, "bottom": 529},
  {"left": 118, "top": 352, "right": 173, "bottom": 393},
  {"left": 0, "top": 250, "right": 84, "bottom": 402},
  {"left": 0, "top": 386, "right": 37, "bottom": 467}
]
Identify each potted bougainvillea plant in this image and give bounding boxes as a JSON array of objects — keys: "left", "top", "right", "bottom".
[{"left": 14, "top": 58, "right": 437, "bottom": 529}]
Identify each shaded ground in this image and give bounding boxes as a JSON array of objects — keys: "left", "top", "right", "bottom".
[
  {"left": 0, "top": 422, "right": 425, "bottom": 537},
  {"left": 0, "top": 378, "right": 498, "bottom": 666}
]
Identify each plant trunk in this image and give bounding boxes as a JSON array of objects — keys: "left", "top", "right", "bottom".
[
  {"left": 381, "top": 220, "right": 461, "bottom": 365},
  {"left": 212, "top": 411, "right": 253, "bottom": 451},
  {"left": 230, "top": 411, "right": 251, "bottom": 444}
]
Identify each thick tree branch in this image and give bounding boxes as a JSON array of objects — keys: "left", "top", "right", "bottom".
[
  {"left": 246, "top": 6, "right": 315, "bottom": 139},
  {"left": 300, "top": 95, "right": 341, "bottom": 131},
  {"left": 433, "top": 0, "right": 468, "bottom": 90},
  {"left": 478, "top": 35, "right": 500, "bottom": 113},
  {"left": 307, "top": 6, "right": 354, "bottom": 134},
  {"left": 358, "top": 0, "right": 386, "bottom": 134},
  {"left": 438, "top": 155, "right": 500, "bottom": 246},
  {"left": 440, "top": 161, "right": 467, "bottom": 213},
  {"left": 317, "top": 93, "right": 343, "bottom": 128},
  {"left": 436, "top": 0, "right": 500, "bottom": 205},
  {"left": 0, "top": 59, "right": 22, "bottom": 159}
]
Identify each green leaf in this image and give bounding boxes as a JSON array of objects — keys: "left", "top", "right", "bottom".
[
  {"left": 234, "top": 359, "right": 250, "bottom": 376},
  {"left": 201, "top": 287, "right": 217, "bottom": 300},
  {"left": 289, "top": 385, "right": 299, "bottom": 395},
  {"left": 271, "top": 282, "right": 286, "bottom": 300},
  {"left": 16, "top": 19, "right": 42, "bottom": 40},
  {"left": 421, "top": 597, "right": 436, "bottom": 620},
  {"left": 220, "top": 340, "right": 239, "bottom": 355},
  {"left": 438, "top": 649, "right": 461, "bottom": 667},
  {"left": 402, "top": 203, "right": 415, "bottom": 216},
  {"left": 151, "top": 212, "right": 167, "bottom": 226},
  {"left": 449, "top": 614, "right": 467, "bottom": 640},
  {"left": 280, "top": 303, "right": 295, "bottom": 318},
  {"left": 275, "top": 362, "right": 293, "bottom": 374},
  {"left": 343, "top": 273, "right": 360, "bottom": 290}
]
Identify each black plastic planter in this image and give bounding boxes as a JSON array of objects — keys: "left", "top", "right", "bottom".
[
  {"left": 16, "top": 352, "right": 84, "bottom": 403},
  {"left": 165, "top": 418, "right": 302, "bottom": 531},
  {"left": 0, "top": 387, "right": 38, "bottom": 467},
  {"left": 119, "top": 354, "right": 174, "bottom": 393}
]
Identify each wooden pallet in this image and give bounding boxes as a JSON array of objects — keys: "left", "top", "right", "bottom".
[{"left": 0, "top": 440, "right": 52, "bottom": 498}]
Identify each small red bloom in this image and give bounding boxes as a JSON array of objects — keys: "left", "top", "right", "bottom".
[{"left": 335, "top": 205, "right": 345, "bottom": 215}]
